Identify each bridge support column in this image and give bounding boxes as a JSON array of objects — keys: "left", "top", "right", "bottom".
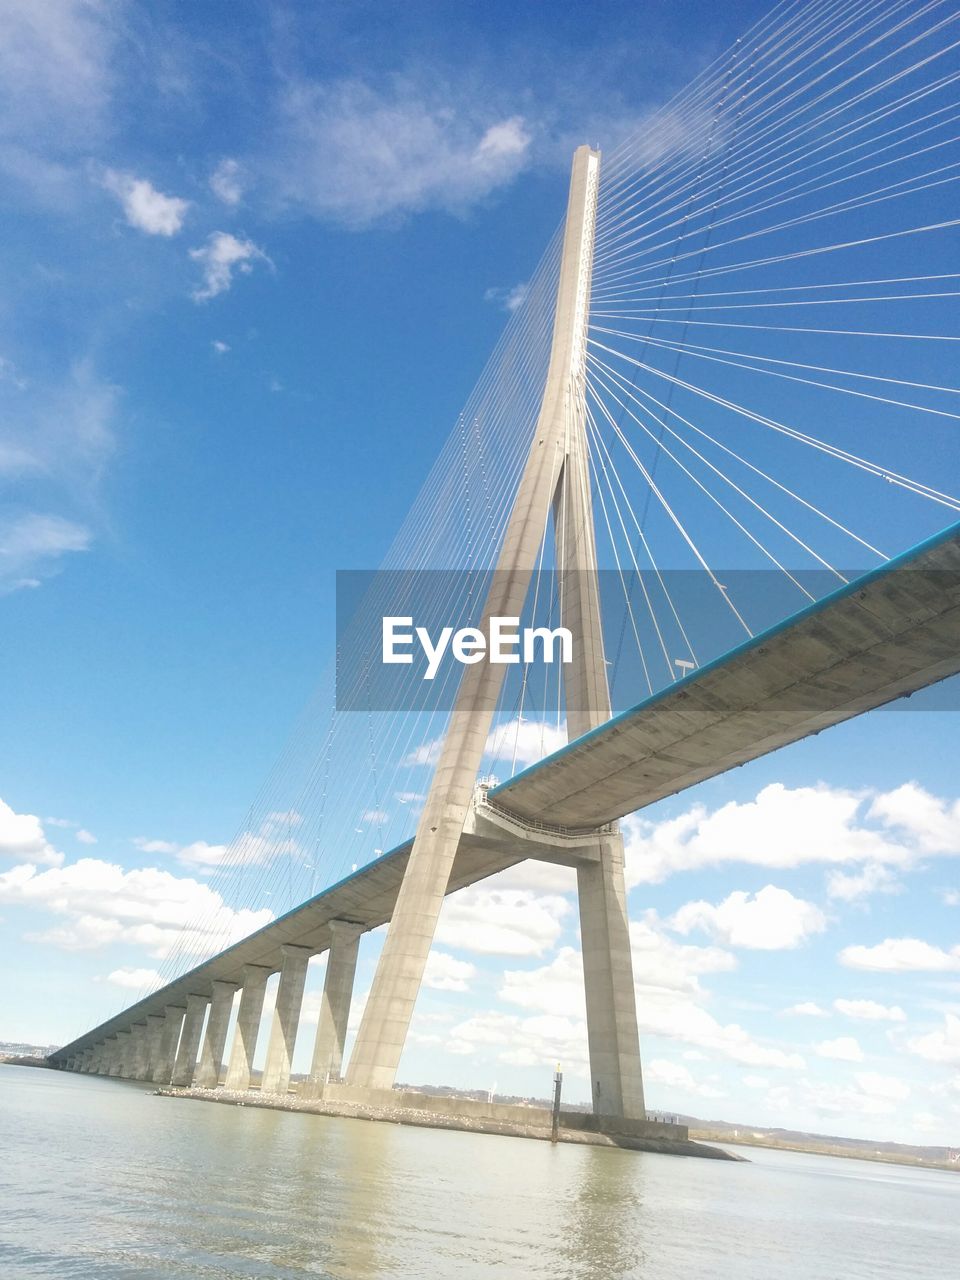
[
  {"left": 578, "top": 835, "right": 645, "bottom": 1119},
  {"left": 195, "top": 979, "right": 237, "bottom": 1087},
  {"left": 129, "top": 1023, "right": 151, "bottom": 1080},
  {"left": 303, "top": 921, "right": 363, "bottom": 1094},
  {"left": 144, "top": 1014, "right": 166, "bottom": 1079},
  {"left": 105, "top": 1036, "right": 122, "bottom": 1076},
  {"left": 224, "top": 965, "right": 271, "bottom": 1091},
  {"left": 261, "top": 945, "right": 311, "bottom": 1095},
  {"left": 152, "top": 1005, "right": 185, "bottom": 1086},
  {"left": 171, "top": 993, "right": 209, "bottom": 1087},
  {"left": 115, "top": 1029, "right": 134, "bottom": 1077}
]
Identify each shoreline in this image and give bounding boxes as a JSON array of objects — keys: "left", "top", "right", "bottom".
[{"left": 158, "top": 1084, "right": 743, "bottom": 1160}]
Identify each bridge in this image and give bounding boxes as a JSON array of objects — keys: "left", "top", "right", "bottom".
[{"left": 49, "top": 0, "right": 960, "bottom": 1137}]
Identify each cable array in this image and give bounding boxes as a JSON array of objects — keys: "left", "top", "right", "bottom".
[{"left": 141, "top": 0, "right": 960, "bottom": 1000}]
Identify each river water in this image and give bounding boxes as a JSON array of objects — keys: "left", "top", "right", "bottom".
[{"left": 1, "top": 1065, "right": 957, "bottom": 1279}]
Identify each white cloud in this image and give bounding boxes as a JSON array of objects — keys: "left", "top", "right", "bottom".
[
  {"left": 189, "top": 231, "right": 269, "bottom": 302},
  {"left": 75, "top": 828, "right": 96, "bottom": 845},
  {"left": 868, "top": 783, "right": 960, "bottom": 854},
  {"left": 815, "top": 1036, "right": 864, "bottom": 1062},
  {"left": 0, "top": 358, "right": 119, "bottom": 590},
  {"left": 0, "top": 856, "right": 273, "bottom": 959},
  {"left": 500, "top": 918, "right": 801, "bottom": 1072},
  {"left": 267, "top": 78, "right": 530, "bottom": 227},
  {"left": 743, "top": 1074, "right": 770, "bottom": 1089},
  {"left": 133, "top": 812, "right": 295, "bottom": 869},
  {"left": 0, "top": 0, "right": 115, "bottom": 187},
  {"left": 0, "top": 798, "right": 64, "bottom": 866},
  {"left": 406, "top": 717, "right": 567, "bottom": 771},
  {"left": 445, "top": 1010, "right": 590, "bottom": 1075},
  {"left": 839, "top": 938, "right": 960, "bottom": 973},
  {"left": 175, "top": 840, "right": 231, "bottom": 868},
  {"left": 907, "top": 1013, "right": 960, "bottom": 1066},
  {"left": 484, "top": 282, "right": 529, "bottom": 313},
  {"left": 105, "top": 967, "right": 160, "bottom": 991},
  {"left": 0, "top": 512, "right": 91, "bottom": 592},
  {"left": 833, "top": 998, "right": 906, "bottom": 1023},
  {"left": 784, "top": 1002, "right": 828, "bottom": 1017},
  {"left": 854, "top": 1071, "right": 910, "bottom": 1102},
  {"left": 210, "top": 157, "right": 244, "bottom": 206},
  {"left": 669, "top": 886, "right": 826, "bottom": 950},
  {"left": 133, "top": 837, "right": 178, "bottom": 855},
  {"left": 212, "top": 340, "right": 230, "bottom": 355},
  {"left": 423, "top": 951, "right": 476, "bottom": 992},
  {"left": 102, "top": 170, "right": 189, "bottom": 236},
  {"left": 436, "top": 885, "right": 571, "bottom": 956},
  {"left": 645, "top": 1058, "right": 725, "bottom": 1099},
  {"left": 826, "top": 863, "right": 901, "bottom": 902},
  {"left": 622, "top": 783, "right": 912, "bottom": 887}
]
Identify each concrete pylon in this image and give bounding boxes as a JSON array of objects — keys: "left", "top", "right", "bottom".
[
  {"left": 261, "top": 945, "right": 311, "bottom": 1095},
  {"left": 195, "top": 979, "right": 237, "bottom": 1088},
  {"left": 224, "top": 964, "right": 271, "bottom": 1091},
  {"left": 347, "top": 145, "right": 613, "bottom": 1094},
  {"left": 129, "top": 1022, "right": 152, "bottom": 1080},
  {"left": 144, "top": 1013, "right": 166, "bottom": 1079},
  {"left": 171, "top": 993, "right": 209, "bottom": 1087},
  {"left": 116, "top": 1028, "right": 134, "bottom": 1078},
  {"left": 303, "top": 920, "right": 363, "bottom": 1094},
  {"left": 153, "top": 1005, "right": 186, "bottom": 1086},
  {"left": 551, "top": 292, "right": 645, "bottom": 1120}
]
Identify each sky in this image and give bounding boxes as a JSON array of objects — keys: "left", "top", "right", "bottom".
[{"left": 2, "top": 0, "right": 960, "bottom": 1148}]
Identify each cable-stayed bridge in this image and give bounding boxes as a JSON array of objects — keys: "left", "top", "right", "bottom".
[{"left": 50, "top": 0, "right": 960, "bottom": 1135}]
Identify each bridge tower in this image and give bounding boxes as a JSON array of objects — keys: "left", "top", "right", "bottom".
[{"left": 346, "top": 147, "right": 646, "bottom": 1120}]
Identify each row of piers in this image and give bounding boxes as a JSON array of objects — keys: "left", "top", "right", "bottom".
[{"left": 61, "top": 921, "right": 363, "bottom": 1092}]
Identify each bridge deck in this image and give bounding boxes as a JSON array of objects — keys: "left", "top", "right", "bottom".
[
  {"left": 492, "top": 521, "right": 960, "bottom": 828},
  {"left": 50, "top": 520, "right": 960, "bottom": 1062}
]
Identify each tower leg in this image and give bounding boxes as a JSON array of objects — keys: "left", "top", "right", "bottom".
[
  {"left": 578, "top": 834, "right": 645, "bottom": 1119},
  {"left": 346, "top": 145, "right": 602, "bottom": 1092}
]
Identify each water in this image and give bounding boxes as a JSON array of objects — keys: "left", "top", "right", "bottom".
[{"left": 1, "top": 1066, "right": 957, "bottom": 1279}]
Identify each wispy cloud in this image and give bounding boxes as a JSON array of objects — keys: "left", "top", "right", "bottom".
[
  {"left": 0, "top": 512, "right": 91, "bottom": 592},
  {"left": 484, "top": 281, "right": 529, "bottom": 313},
  {"left": 264, "top": 77, "right": 530, "bottom": 227},
  {"left": 189, "top": 231, "right": 270, "bottom": 301},
  {"left": 209, "top": 157, "right": 244, "bottom": 206},
  {"left": 102, "top": 169, "right": 189, "bottom": 236}
]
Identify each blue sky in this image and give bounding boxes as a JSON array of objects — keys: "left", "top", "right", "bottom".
[{"left": 3, "top": 0, "right": 960, "bottom": 1146}]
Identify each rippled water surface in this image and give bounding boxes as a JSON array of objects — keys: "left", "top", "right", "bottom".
[{"left": 2, "top": 1066, "right": 958, "bottom": 1278}]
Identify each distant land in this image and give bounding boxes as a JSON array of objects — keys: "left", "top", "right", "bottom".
[{"left": 5, "top": 1042, "right": 957, "bottom": 1172}]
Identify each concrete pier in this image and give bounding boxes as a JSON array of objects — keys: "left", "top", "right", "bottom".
[
  {"left": 195, "top": 980, "right": 237, "bottom": 1088},
  {"left": 144, "top": 1014, "right": 166, "bottom": 1080},
  {"left": 130, "top": 1022, "right": 152, "bottom": 1080},
  {"left": 152, "top": 1005, "right": 185, "bottom": 1086},
  {"left": 224, "top": 965, "right": 271, "bottom": 1091},
  {"left": 261, "top": 945, "right": 311, "bottom": 1095},
  {"left": 303, "top": 921, "right": 362, "bottom": 1094},
  {"left": 114, "top": 1028, "right": 132, "bottom": 1077},
  {"left": 171, "top": 993, "right": 208, "bottom": 1087}
]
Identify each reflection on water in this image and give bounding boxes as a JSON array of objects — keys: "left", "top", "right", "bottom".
[{"left": 1, "top": 1067, "right": 958, "bottom": 1279}]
